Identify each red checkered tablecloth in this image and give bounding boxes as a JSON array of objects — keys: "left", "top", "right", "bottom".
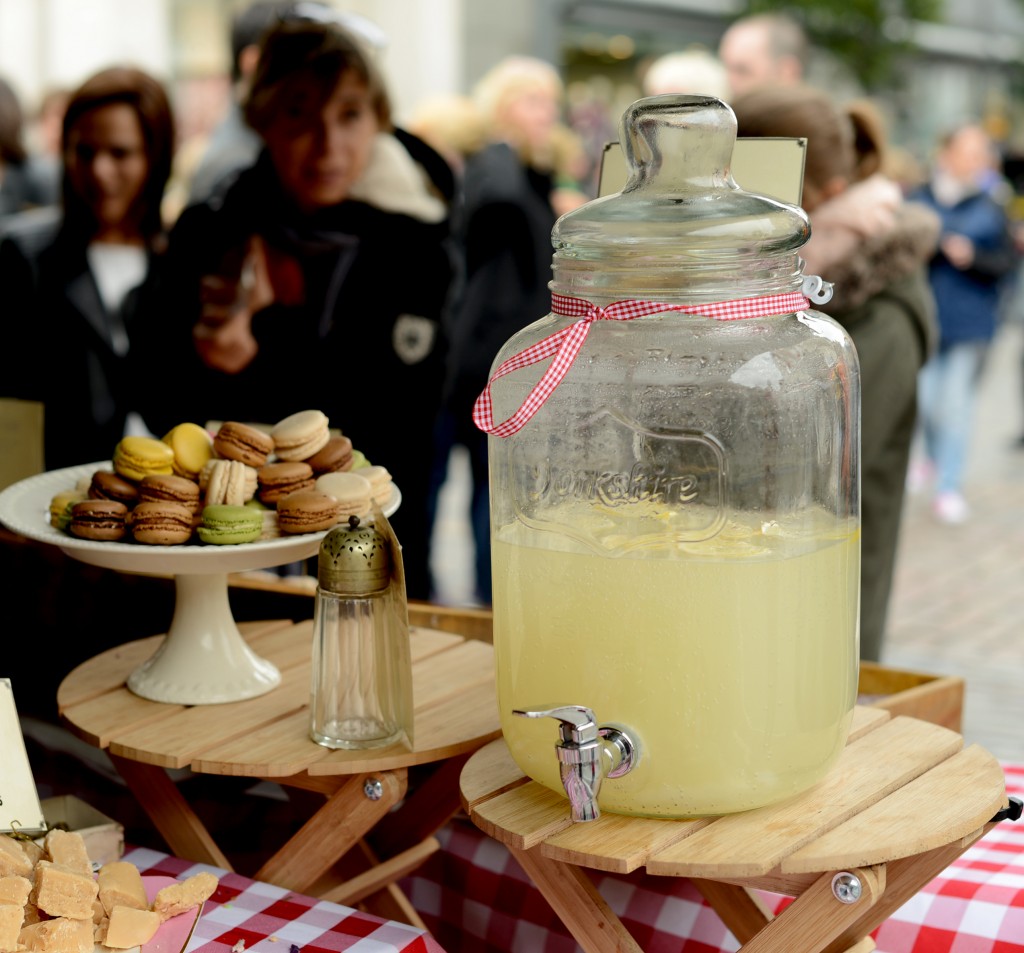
[
  {"left": 401, "top": 763, "right": 1024, "bottom": 952},
  {"left": 123, "top": 846, "right": 445, "bottom": 953}
]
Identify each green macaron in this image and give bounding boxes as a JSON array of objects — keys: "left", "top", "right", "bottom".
[{"left": 197, "top": 504, "right": 264, "bottom": 545}]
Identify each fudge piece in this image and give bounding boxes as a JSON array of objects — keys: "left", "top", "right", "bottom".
[
  {"left": 0, "top": 876, "right": 31, "bottom": 906},
  {"left": 43, "top": 830, "right": 92, "bottom": 877},
  {"left": 21, "top": 840, "right": 44, "bottom": 867},
  {"left": 103, "top": 906, "right": 161, "bottom": 949},
  {"left": 21, "top": 901, "right": 42, "bottom": 926},
  {"left": 97, "top": 861, "right": 147, "bottom": 916},
  {"left": 152, "top": 871, "right": 217, "bottom": 921},
  {"left": 31, "top": 860, "right": 99, "bottom": 919},
  {"left": 0, "top": 902, "right": 23, "bottom": 953},
  {"left": 19, "top": 916, "right": 93, "bottom": 953},
  {"left": 0, "top": 838, "right": 32, "bottom": 879}
]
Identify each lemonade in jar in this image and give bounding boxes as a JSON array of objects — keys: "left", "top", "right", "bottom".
[{"left": 477, "top": 95, "right": 861, "bottom": 819}]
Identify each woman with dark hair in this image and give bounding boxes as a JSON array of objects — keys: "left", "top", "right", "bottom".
[
  {"left": 0, "top": 66, "right": 174, "bottom": 468},
  {"left": 137, "top": 18, "right": 456, "bottom": 599}
]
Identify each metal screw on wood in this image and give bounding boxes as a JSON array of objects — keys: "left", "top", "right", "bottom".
[
  {"left": 363, "top": 778, "right": 384, "bottom": 800},
  {"left": 831, "top": 871, "right": 862, "bottom": 904}
]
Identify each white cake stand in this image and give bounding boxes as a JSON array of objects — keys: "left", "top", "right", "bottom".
[{"left": 0, "top": 462, "right": 400, "bottom": 705}]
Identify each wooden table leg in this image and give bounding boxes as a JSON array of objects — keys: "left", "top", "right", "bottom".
[
  {"left": 109, "top": 753, "right": 233, "bottom": 870},
  {"left": 510, "top": 845, "right": 642, "bottom": 953},
  {"left": 691, "top": 879, "right": 775, "bottom": 944},
  {"left": 820, "top": 826, "right": 993, "bottom": 953},
  {"left": 255, "top": 769, "right": 407, "bottom": 894},
  {"left": 319, "top": 838, "right": 440, "bottom": 907},
  {"left": 351, "top": 839, "right": 432, "bottom": 930},
  {"left": 740, "top": 866, "right": 884, "bottom": 953},
  {"left": 369, "top": 753, "right": 472, "bottom": 858}
]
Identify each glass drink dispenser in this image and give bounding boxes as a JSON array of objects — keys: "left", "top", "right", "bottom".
[{"left": 477, "top": 96, "right": 861, "bottom": 819}]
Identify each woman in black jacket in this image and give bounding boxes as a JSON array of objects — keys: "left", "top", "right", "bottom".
[
  {"left": 433, "top": 56, "right": 583, "bottom": 605},
  {"left": 135, "top": 19, "right": 456, "bottom": 599},
  {"left": 0, "top": 67, "right": 174, "bottom": 469}
]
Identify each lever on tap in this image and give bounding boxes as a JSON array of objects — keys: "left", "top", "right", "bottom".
[{"left": 514, "top": 705, "right": 639, "bottom": 822}]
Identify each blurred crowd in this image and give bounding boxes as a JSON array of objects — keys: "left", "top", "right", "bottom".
[{"left": 1, "top": 3, "right": 1020, "bottom": 661}]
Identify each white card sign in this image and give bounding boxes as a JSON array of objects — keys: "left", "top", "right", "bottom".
[
  {"left": 598, "top": 137, "right": 807, "bottom": 205},
  {"left": 0, "top": 679, "right": 46, "bottom": 835}
]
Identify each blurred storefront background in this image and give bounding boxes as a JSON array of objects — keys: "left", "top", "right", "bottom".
[{"left": 3, "top": 0, "right": 1024, "bottom": 190}]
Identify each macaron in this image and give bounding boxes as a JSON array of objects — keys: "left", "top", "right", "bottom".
[
  {"left": 129, "top": 502, "right": 195, "bottom": 545},
  {"left": 69, "top": 500, "right": 128, "bottom": 541},
  {"left": 204, "top": 459, "right": 257, "bottom": 506},
  {"left": 257, "top": 461, "right": 315, "bottom": 506},
  {"left": 314, "top": 471, "right": 372, "bottom": 517},
  {"left": 276, "top": 489, "right": 343, "bottom": 534},
  {"left": 245, "top": 499, "right": 279, "bottom": 539},
  {"left": 197, "top": 504, "right": 264, "bottom": 545},
  {"left": 271, "top": 410, "right": 330, "bottom": 461},
  {"left": 49, "top": 489, "right": 87, "bottom": 530},
  {"left": 306, "top": 435, "right": 353, "bottom": 475},
  {"left": 359, "top": 465, "right": 393, "bottom": 505},
  {"left": 88, "top": 470, "right": 140, "bottom": 508},
  {"left": 113, "top": 436, "right": 176, "bottom": 481},
  {"left": 213, "top": 421, "right": 274, "bottom": 468},
  {"left": 138, "top": 474, "right": 201, "bottom": 513},
  {"left": 349, "top": 449, "right": 369, "bottom": 470},
  {"left": 162, "top": 423, "right": 215, "bottom": 480}
]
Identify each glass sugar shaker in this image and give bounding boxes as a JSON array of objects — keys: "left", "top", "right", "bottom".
[{"left": 310, "top": 515, "right": 407, "bottom": 749}]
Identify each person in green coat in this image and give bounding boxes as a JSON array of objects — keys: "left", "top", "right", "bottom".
[{"left": 732, "top": 85, "right": 939, "bottom": 662}]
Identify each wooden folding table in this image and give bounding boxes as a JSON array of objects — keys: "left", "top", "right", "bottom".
[
  {"left": 461, "top": 706, "right": 1013, "bottom": 952},
  {"left": 58, "top": 619, "right": 501, "bottom": 927}
]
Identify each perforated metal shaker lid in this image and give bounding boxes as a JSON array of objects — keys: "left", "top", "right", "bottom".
[{"left": 318, "top": 515, "right": 391, "bottom": 595}]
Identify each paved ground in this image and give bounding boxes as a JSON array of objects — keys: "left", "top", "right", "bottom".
[
  {"left": 884, "top": 319, "right": 1024, "bottom": 762},
  {"left": 430, "top": 320, "right": 1024, "bottom": 763}
]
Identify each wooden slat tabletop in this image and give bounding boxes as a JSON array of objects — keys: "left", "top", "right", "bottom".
[
  {"left": 462, "top": 708, "right": 1009, "bottom": 881},
  {"left": 58, "top": 622, "right": 501, "bottom": 779}
]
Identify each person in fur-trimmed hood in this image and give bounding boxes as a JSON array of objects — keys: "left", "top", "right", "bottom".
[
  {"left": 134, "top": 18, "right": 457, "bottom": 599},
  {"left": 733, "top": 85, "right": 939, "bottom": 663}
]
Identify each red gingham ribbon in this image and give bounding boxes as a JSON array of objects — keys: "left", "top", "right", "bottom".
[{"left": 473, "top": 290, "right": 810, "bottom": 437}]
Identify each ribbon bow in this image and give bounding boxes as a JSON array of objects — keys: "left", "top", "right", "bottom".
[{"left": 472, "top": 289, "right": 813, "bottom": 438}]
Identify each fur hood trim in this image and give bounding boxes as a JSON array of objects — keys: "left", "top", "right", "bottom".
[
  {"left": 348, "top": 133, "right": 448, "bottom": 224},
  {"left": 820, "top": 201, "right": 941, "bottom": 312}
]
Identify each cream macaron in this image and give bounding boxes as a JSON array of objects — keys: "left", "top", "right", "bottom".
[
  {"left": 314, "top": 471, "right": 372, "bottom": 517},
  {"left": 358, "top": 465, "right": 393, "bottom": 505},
  {"left": 271, "top": 409, "right": 330, "bottom": 461},
  {"left": 203, "top": 459, "right": 257, "bottom": 506}
]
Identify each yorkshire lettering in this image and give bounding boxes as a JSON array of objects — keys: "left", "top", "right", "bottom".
[{"left": 526, "top": 463, "right": 699, "bottom": 507}]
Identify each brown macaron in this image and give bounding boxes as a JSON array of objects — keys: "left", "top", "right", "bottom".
[
  {"left": 88, "top": 470, "right": 140, "bottom": 508},
  {"left": 214, "top": 421, "right": 275, "bottom": 468},
  {"left": 129, "top": 502, "right": 195, "bottom": 545},
  {"left": 138, "top": 474, "right": 202, "bottom": 513},
  {"left": 69, "top": 500, "right": 128, "bottom": 541},
  {"left": 276, "top": 489, "right": 342, "bottom": 534},
  {"left": 257, "top": 461, "right": 315, "bottom": 506},
  {"left": 306, "top": 435, "right": 354, "bottom": 475}
]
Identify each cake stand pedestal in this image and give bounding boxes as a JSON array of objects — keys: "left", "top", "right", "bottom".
[
  {"left": 0, "top": 462, "right": 400, "bottom": 705},
  {"left": 126, "top": 572, "right": 283, "bottom": 703}
]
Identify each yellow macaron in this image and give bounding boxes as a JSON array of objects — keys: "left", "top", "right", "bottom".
[
  {"left": 113, "top": 436, "right": 176, "bottom": 481},
  {"left": 162, "top": 423, "right": 214, "bottom": 480},
  {"left": 49, "top": 488, "right": 87, "bottom": 529}
]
